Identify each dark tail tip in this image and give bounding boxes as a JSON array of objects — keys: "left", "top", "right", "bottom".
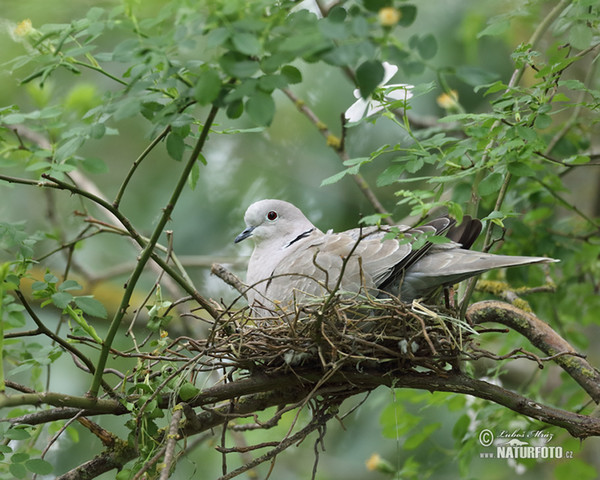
[{"left": 447, "top": 215, "right": 482, "bottom": 250}]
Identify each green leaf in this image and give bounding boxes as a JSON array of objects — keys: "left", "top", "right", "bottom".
[
  {"left": 404, "top": 422, "right": 441, "bottom": 449},
  {"left": 193, "top": 69, "right": 222, "bottom": 105},
  {"left": 281, "top": 65, "right": 302, "bottom": 84},
  {"left": 356, "top": 60, "right": 384, "bottom": 99},
  {"left": 59, "top": 279, "right": 83, "bottom": 291},
  {"left": 188, "top": 162, "right": 200, "bottom": 190},
  {"left": 25, "top": 459, "right": 53, "bottom": 475},
  {"left": 246, "top": 91, "right": 275, "bottom": 126},
  {"left": 232, "top": 32, "right": 261, "bottom": 56},
  {"left": 226, "top": 99, "right": 244, "bottom": 119},
  {"left": 10, "top": 462, "right": 27, "bottom": 479},
  {"left": 569, "top": 23, "right": 592, "bottom": 50},
  {"left": 166, "top": 133, "right": 185, "bottom": 161},
  {"left": 456, "top": 66, "right": 498, "bottom": 87},
  {"left": 411, "top": 34, "right": 437, "bottom": 60},
  {"left": 452, "top": 413, "right": 471, "bottom": 441},
  {"left": 11, "top": 452, "right": 30, "bottom": 463},
  {"left": 377, "top": 164, "right": 406, "bottom": 186},
  {"left": 80, "top": 157, "right": 109, "bottom": 174},
  {"left": 398, "top": 5, "right": 417, "bottom": 26},
  {"left": 534, "top": 113, "right": 552, "bottom": 129},
  {"left": 478, "top": 171, "right": 504, "bottom": 196},
  {"left": 219, "top": 52, "right": 259, "bottom": 78},
  {"left": 478, "top": 18, "right": 510, "bottom": 38},
  {"left": 54, "top": 136, "right": 85, "bottom": 163},
  {"left": 205, "top": 27, "right": 230, "bottom": 48},
  {"left": 4, "top": 428, "right": 30, "bottom": 441},
  {"left": 321, "top": 169, "right": 349, "bottom": 186},
  {"left": 74, "top": 296, "right": 107, "bottom": 319},
  {"left": 179, "top": 382, "right": 200, "bottom": 401},
  {"left": 380, "top": 403, "right": 420, "bottom": 438},
  {"left": 51, "top": 292, "right": 73, "bottom": 309}
]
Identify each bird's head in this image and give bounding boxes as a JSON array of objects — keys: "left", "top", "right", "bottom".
[{"left": 234, "top": 199, "right": 315, "bottom": 247}]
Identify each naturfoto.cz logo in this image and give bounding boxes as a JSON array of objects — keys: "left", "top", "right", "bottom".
[{"left": 478, "top": 429, "right": 574, "bottom": 460}]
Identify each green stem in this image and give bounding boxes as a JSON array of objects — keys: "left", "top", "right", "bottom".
[
  {"left": 88, "top": 106, "right": 219, "bottom": 398},
  {"left": 113, "top": 125, "right": 171, "bottom": 208},
  {"left": 71, "top": 59, "right": 129, "bottom": 86}
]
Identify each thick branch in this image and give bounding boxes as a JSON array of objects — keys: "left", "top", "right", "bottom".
[{"left": 467, "top": 300, "right": 600, "bottom": 403}]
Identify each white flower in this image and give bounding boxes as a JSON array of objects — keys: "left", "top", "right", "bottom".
[{"left": 344, "top": 62, "right": 413, "bottom": 122}]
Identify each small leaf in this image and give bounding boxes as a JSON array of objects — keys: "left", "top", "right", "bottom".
[
  {"left": 478, "top": 19, "right": 510, "bottom": 38},
  {"left": 281, "top": 65, "right": 302, "bottom": 84},
  {"left": 398, "top": 5, "right": 417, "bottom": 26},
  {"left": 404, "top": 422, "right": 441, "bottom": 449},
  {"left": 356, "top": 60, "right": 384, "bottom": 99},
  {"left": 193, "top": 69, "right": 222, "bottom": 105},
  {"left": 10, "top": 462, "right": 27, "bottom": 479},
  {"left": 246, "top": 91, "right": 275, "bottom": 126},
  {"left": 226, "top": 99, "right": 244, "bottom": 119},
  {"left": 25, "top": 459, "right": 53, "bottom": 475},
  {"left": 80, "top": 157, "right": 109, "bottom": 174},
  {"left": 534, "top": 113, "right": 552, "bottom": 129},
  {"left": 321, "top": 169, "right": 350, "bottom": 186},
  {"left": 232, "top": 32, "right": 261, "bottom": 56},
  {"left": 478, "top": 172, "right": 504, "bottom": 196},
  {"left": 205, "top": 27, "right": 230, "bottom": 48},
  {"left": 188, "top": 162, "right": 200, "bottom": 190},
  {"left": 179, "top": 382, "right": 200, "bottom": 401},
  {"left": 51, "top": 292, "right": 73, "bottom": 309},
  {"left": 412, "top": 34, "right": 437, "bottom": 60},
  {"left": 166, "top": 133, "right": 185, "bottom": 161},
  {"left": 569, "top": 23, "right": 592, "bottom": 50},
  {"left": 4, "top": 428, "right": 30, "bottom": 440},
  {"left": 59, "top": 279, "right": 83, "bottom": 291},
  {"left": 219, "top": 52, "right": 259, "bottom": 78},
  {"left": 74, "top": 296, "right": 107, "bottom": 319},
  {"left": 54, "top": 136, "right": 84, "bottom": 163},
  {"left": 456, "top": 66, "right": 498, "bottom": 87}
]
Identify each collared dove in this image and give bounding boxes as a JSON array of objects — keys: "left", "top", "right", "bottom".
[{"left": 235, "top": 199, "right": 557, "bottom": 317}]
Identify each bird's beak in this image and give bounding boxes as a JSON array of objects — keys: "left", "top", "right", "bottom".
[{"left": 234, "top": 226, "right": 255, "bottom": 243}]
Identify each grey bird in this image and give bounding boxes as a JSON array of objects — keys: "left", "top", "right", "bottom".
[{"left": 234, "top": 199, "right": 557, "bottom": 317}]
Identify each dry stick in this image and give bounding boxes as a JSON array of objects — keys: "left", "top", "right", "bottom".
[
  {"left": 211, "top": 263, "right": 247, "bottom": 297},
  {"left": 282, "top": 88, "right": 393, "bottom": 224},
  {"left": 159, "top": 405, "right": 184, "bottom": 480},
  {"left": 131, "top": 446, "right": 167, "bottom": 480},
  {"left": 215, "top": 408, "right": 338, "bottom": 480}
]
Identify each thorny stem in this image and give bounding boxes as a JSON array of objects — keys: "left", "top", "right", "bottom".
[{"left": 88, "top": 105, "right": 219, "bottom": 398}]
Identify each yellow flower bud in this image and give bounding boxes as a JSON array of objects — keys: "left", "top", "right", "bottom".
[
  {"left": 378, "top": 7, "right": 401, "bottom": 27},
  {"left": 366, "top": 453, "right": 381, "bottom": 471},
  {"left": 436, "top": 90, "right": 459, "bottom": 109},
  {"left": 366, "top": 453, "right": 395, "bottom": 473},
  {"left": 14, "top": 19, "right": 33, "bottom": 37}
]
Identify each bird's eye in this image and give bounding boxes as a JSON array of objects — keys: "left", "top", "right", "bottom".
[{"left": 266, "top": 211, "right": 278, "bottom": 221}]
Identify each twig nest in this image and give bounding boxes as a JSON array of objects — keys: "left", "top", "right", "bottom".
[{"left": 194, "top": 296, "right": 478, "bottom": 375}]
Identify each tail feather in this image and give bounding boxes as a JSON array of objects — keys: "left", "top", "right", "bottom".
[{"left": 398, "top": 249, "right": 558, "bottom": 301}]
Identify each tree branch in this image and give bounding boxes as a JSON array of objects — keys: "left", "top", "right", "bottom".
[{"left": 467, "top": 300, "right": 600, "bottom": 403}]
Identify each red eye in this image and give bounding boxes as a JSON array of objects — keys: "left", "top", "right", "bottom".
[{"left": 267, "top": 211, "right": 278, "bottom": 221}]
